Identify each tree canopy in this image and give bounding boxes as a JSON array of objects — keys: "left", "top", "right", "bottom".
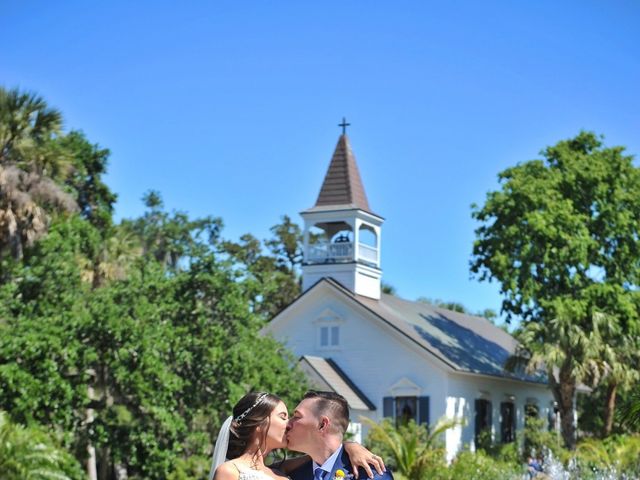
[
  {"left": 471, "top": 131, "right": 640, "bottom": 448},
  {"left": 0, "top": 87, "right": 308, "bottom": 479}
]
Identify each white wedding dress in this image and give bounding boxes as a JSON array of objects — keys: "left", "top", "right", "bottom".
[
  {"left": 237, "top": 471, "right": 273, "bottom": 480},
  {"left": 233, "top": 465, "right": 290, "bottom": 480}
]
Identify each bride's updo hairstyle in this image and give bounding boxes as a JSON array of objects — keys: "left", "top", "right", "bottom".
[{"left": 226, "top": 391, "right": 282, "bottom": 459}]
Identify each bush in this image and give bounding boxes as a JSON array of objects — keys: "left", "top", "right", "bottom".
[
  {"left": 363, "top": 418, "right": 453, "bottom": 480},
  {"left": 574, "top": 434, "right": 640, "bottom": 477},
  {"left": 441, "top": 450, "right": 522, "bottom": 480},
  {"left": 0, "top": 411, "right": 84, "bottom": 480}
]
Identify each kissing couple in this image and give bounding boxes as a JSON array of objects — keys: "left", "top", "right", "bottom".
[{"left": 209, "top": 390, "right": 394, "bottom": 480}]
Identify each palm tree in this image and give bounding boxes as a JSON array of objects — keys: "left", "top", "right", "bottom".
[
  {"left": 0, "top": 87, "right": 62, "bottom": 164},
  {"left": 506, "top": 306, "right": 604, "bottom": 449},
  {"left": 0, "top": 87, "right": 77, "bottom": 260},
  {"left": 618, "top": 388, "right": 640, "bottom": 431},
  {"left": 363, "top": 417, "right": 458, "bottom": 480},
  {"left": 598, "top": 331, "right": 640, "bottom": 436},
  {"left": 76, "top": 226, "right": 143, "bottom": 289},
  {"left": 0, "top": 411, "right": 80, "bottom": 479}
]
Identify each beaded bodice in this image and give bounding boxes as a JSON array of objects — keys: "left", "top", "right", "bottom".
[
  {"left": 236, "top": 468, "right": 290, "bottom": 480},
  {"left": 238, "top": 471, "right": 271, "bottom": 480}
]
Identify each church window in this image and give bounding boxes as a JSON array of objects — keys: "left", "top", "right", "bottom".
[
  {"left": 396, "top": 396, "right": 417, "bottom": 425},
  {"left": 320, "top": 327, "right": 329, "bottom": 346},
  {"left": 383, "top": 396, "right": 430, "bottom": 427},
  {"left": 548, "top": 402, "right": 559, "bottom": 431},
  {"left": 319, "top": 325, "right": 340, "bottom": 348},
  {"left": 331, "top": 326, "right": 339, "bottom": 345},
  {"left": 500, "top": 401, "right": 516, "bottom": 443},
  {"left": 474, "top": 399, "right": 492, "bottom": 448}
]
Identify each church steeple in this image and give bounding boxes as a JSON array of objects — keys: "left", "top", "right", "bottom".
[
  {"left": 314, "top": 134, "right": 371, "bottom": 212},
  {"left": 301, "top": 127, "right": 384, "bottom": 300}
]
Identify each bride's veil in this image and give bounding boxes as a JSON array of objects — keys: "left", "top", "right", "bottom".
[{"left": 208, "top": 415, "right": 233, "bottom": 480}]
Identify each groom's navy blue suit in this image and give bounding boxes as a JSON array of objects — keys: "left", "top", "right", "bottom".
[{"left": 289, "top": 447, "right": 394, "bottom": 480}]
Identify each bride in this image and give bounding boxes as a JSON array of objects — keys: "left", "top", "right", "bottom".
[{"left": 210, "top": 391, "right": 384, "bottom": 480}]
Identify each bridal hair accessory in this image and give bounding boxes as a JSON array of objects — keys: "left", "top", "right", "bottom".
[
  {"left": 234, "top": 392, "right": 268, "bottom": 425},
  {"left": 208, "top": 415, "right": 233, "bottom": 480}
]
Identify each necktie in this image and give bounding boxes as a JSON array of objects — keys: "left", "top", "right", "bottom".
[{"left": 314, "top": 468, "right": 326, "bottom": 480}]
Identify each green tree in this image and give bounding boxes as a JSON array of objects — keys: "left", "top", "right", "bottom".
[
  {"left": 0, "top": 213, "right": 307, "bottom": 479},
  {"left": 222, "top": 215, "right": 308, "bottom": 319},
  {"left": 121, "top": 190, "right": 222, "bottom": 270},
  {"left": 60, "top": 130, "right": 117, "bottom": 233},
  {"left": 471, "top": 131, "right": 640, "bottom": 449},
  {"left": 416, "top": 297, "right": 499, "bottom": 323},
  {"left": 0, "top": 411, "right": 84, "bottom": 480},
  {"left": 0, "top": 87, "right": 78, "bottom": 260},
  {"left": 264, "top": 214, "right": 303, "bottom": 272},
  {"left": 618, "top": 387, "right": 640, "bottom": 431},
  {"left": 381, "top": 282, "right": 397, "bottom": 295}
]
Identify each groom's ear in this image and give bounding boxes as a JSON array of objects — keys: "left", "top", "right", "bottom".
[{"left": 318, "top": 416, "right": 330, "bottom": 431}]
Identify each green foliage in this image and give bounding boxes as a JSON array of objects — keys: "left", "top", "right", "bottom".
[
  {"left": 523, "top": 416, "right": 563, "bottom": 460},
  {"left": 0, "top": 87, "right": 322, "bottom": 479},
  {"left": 381, "top": 282, "right": 397, "bottom": 295},
  {"left": 121, "top": 189, "right": 223, "bottom": 270},
  {"left": 0, "top": 410, "right": 84, "bottom": 480},
  {"left": 471, "top": 131, "right": 640, "bottom": 448},
  {"left": 0, "top": 88, "right": 117, "bottom": 261},
  {"left": 574, "top": 434, "right": 640, "bottom": 475},
  {"left": 59, "top": 130, "right": 117, "bottom": 232},
  {"left": 222, "top": 215, "right": 303, "bottom": 319},
  {"left": 617, "top": 386, "right": 640, "bottom": 431},
  {"left": 364, "top": 421, "right": 640, "bottom": 480},
  {"left": 363, "top": 418, "right": 457, "bottom": 479},
  {"left": 363, "top": 418, "right": 524, "bottom": 480},
  {"left": 439, "top": 450, "right": 521, "bottom": 480},
  {"left": 0, "top": 211, "right": 308, "bottom": 479},
  {"left": 415, "top": 297, "right": 499, "bottom": 323}
]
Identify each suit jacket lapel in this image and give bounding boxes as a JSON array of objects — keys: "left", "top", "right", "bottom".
[
  {"left": 328, "top": 446, "right": 349, "bottom": 480},
  {"left": 290, "top": 458, "right": 313, "bottom": 480}
]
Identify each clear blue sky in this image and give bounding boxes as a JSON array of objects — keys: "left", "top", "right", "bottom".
[{"left": 2, "top": 1, "right": 639, "bottom": 320}]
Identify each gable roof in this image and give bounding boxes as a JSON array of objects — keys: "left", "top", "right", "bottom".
[
  {"left": 299, "top": 356, "right": 376, "bottom": 411},
  {"left": 283, "top": 278, "right": 546, "bottom": 385},
  {"left": 305, "top": 134, "right": 373, "bottom": 214}
]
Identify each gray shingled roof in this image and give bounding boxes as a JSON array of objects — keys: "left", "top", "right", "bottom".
[
  {"left": 325, "top": 279, "right": 547, "bottom": 384},
  {"left": 299, "top": 356, "right": 375, "bottom": 410},
  {"left": 307, "top": 134, "right": 372, "bottom": 213}
]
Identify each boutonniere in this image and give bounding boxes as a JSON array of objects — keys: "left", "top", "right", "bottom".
[{"left": 333, "top": 469, "right": 354, "bottom": 480}]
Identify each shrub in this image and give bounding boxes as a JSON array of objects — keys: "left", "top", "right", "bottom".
[
  {"left": 0, "top": 411, "right": 84, "bottom": 480},
  {"left": 363, "top": 417, "right": 456, "bottom": 480}
]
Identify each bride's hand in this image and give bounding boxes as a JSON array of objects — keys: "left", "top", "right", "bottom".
[{"left": 343, "top": 442, "right": 386, "bottom": 479}]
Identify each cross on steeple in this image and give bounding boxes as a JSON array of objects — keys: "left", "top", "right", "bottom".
[{"left": 338, "top": 117, "right": 350, "bottom": 135}]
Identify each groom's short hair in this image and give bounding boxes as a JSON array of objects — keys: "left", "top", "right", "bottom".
[{"left": 303, "top": 390, "right": 349, "bottom": 435}]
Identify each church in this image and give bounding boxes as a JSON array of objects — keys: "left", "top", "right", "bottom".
[{"left": 264, "top": 129, "right": 555, "bottom": 460}]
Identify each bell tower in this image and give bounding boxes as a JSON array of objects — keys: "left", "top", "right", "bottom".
[{"left": 301, "top": 125, "right": 383, "bottom": 299}]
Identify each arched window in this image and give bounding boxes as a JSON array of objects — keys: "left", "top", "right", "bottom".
[
  {"left": 307, "top": 222, "right": 353, "bottom": 263},
  {"left": 358, "top": 224, "right": 377, "bottom": 247}
]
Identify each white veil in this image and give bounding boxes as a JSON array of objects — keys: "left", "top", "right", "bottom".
[{"left": 208, "top": 415, "right": 233, "bottom": 480}]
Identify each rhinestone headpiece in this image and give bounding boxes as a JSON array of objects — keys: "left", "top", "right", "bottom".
[{"left": 234, "top": 393, "right": 268, "bottom": 425}]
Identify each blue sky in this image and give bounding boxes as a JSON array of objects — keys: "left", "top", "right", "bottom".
[{"left": 2, "top": 1, "right": 639, "bottom": 320}]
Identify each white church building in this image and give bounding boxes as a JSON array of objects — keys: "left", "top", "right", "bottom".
[{"left": 264, "top": 131, "right": 555, "bottom": 460}]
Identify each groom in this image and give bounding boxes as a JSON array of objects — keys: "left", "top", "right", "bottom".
[{"left": 286, "top": 391, "right": 394, "bottom": 480}]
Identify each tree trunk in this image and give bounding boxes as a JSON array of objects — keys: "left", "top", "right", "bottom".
[
  {"left": 550, "top": 365, "right": 577, "bottom": 450},
  {"left": 98, "top": 445, "right": 111, "bottom": 480},
  {"left": 86, "top": 385, "right": 98, "bottom": 480},
  {"left": 87, "top": 444, "right": 98, "bottom": 480},
  {"left": 85, "top": 378, "right": 98, "bottom": 480},
  {"left": 603, "top": 381, "right": 618, "bottom": 437}
]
